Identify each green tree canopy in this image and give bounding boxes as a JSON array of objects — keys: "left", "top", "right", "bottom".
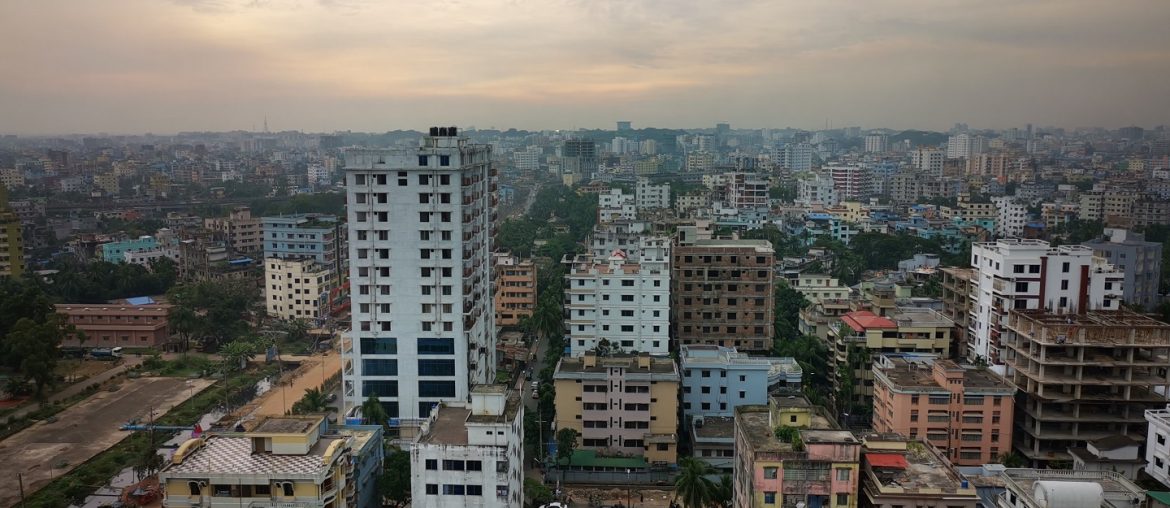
[{"left": 379, "top": 447, "right": 411, "bottom": 508}]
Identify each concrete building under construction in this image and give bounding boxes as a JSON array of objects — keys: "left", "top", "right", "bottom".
[{"left": 1002, "top": 309, "right": 1170, "bottom": 465}]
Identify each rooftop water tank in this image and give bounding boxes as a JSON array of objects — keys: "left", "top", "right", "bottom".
[{"left": 1033, "top": 481, "right": 1103, "bottom": 508}]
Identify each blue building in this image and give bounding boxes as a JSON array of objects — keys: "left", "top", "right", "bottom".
[
  {"left": 100, "top": 235, "right": 158, "bottom": 262},
  {"left": 262, "top": 213, "right": 343, "bottom": 280},
  {"left": 680, "top": 345, "right": 802, "bottom": 423}
]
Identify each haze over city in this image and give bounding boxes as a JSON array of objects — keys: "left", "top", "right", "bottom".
[{"left": 2, "top": 0, "right": 1170, "bottom": 135}]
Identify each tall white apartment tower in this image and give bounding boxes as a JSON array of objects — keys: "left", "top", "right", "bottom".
[
  {"left": 343, "top": 127, "right": 497, "bottom": 423},
  {"left": 967, "top": 239, "right": 1123, "bottom": 364}
]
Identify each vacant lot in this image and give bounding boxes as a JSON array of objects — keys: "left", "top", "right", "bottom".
[{"left": 0, "top": 376, "right": 213, "bottom": 508}]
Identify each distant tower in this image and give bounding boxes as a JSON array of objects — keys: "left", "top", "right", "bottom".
[
  {"left": 263, "top": 115, "right": 269, "bottom": 134},
  {"left": 617, "top": 121, "right": 632, "bottom": 132}
]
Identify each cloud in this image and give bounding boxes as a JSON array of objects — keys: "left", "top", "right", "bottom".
[{"left": 0, "top": 0, "right": 1168, "bottom": 134}]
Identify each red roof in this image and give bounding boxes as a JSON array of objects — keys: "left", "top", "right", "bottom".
[
  {"left": 866, "top": 453, "right": 909, "bottom": 469},
  {"left": 840, "top": 311, "right": 897, "bottom": 332}
]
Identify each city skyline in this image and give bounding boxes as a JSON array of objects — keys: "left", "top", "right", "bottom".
[{"left": 1, "top": 0, "right": 1169, "bottom": 135}]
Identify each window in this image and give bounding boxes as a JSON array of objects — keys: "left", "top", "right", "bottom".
[
  {"left": 362, "top": 359, "right": 398, "bottom": 376},
  {"left": 442, "top": 485, "right": 464, "bottom": 495},
  {"left": 466, "top": 485, "right": 483, "bottom": 496},
  {"left": 763, "top": 467, "right": 778, "bottom": 479},
  {"left": 360, "top": 337, "right": 397, "bottom": 355},
  {"left": 621, "top": 295, "right": 634, "bottom": 302},
  {"left": 1061, "top": 262, "right": 1070, "bottom": 273},
  {"left": 418, "top": 338, "right": 455, "bottom": 354},
  {"left": 419, "top": 380, "right": 456, "bottom": 397},
  {"left": 466, "top": 460, "right": 482, "bottom": 471},
  {"left": 836, "top": 494, "right": 849, "bottom": 506},
  {"left": 440, "top": 155, "right": 450, "bottom": 166},
  {"left": 188, "top": 482, "right": 202, "bottom": 496},
  {"left": 763, "top": 492, "right": 776, "bottom": 504},
  {"left": 418, "top": 359, "right": 456, "bottom": 376},
  {"left": 419, "top": 155, "right": 429, "bottom": 166},
  {"left": 425, "top": 484, "right": 438, "bottom": 495},
  {"left": 836, "top": 468, "right": 850, "bottom": 481},
  {"left": 1061, "top": 280, "right": 1069, "bottom": 290},
  {"left": 362, "top": 380, "right": 398, "bottom": 397},
  {"left": 1159, "top": 434, "right": 1167, "bottom": 445},
  {"left": 425, "top": 459, "right": 438, "bottom": 470},
  {"left": 281, "top": 483, "right": 295, "bottom": 497}
]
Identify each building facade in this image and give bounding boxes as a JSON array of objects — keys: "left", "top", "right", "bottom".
[
  {"left": 859, "top": 436, "right": 980, "bottom": 508},
  {"left": 1145, "top": 405, "right": 1170, "bottom": 488},
  {"left": 203, "top": 206, "right": 262, "bottom": 254},
  {"left": 872, "top": 356, "right": 1015, "bottom": 466},
  {"left": 1083, "top": 228, "right": 1164, "bottom": 310},
  {"left": 564, "top": 244, "right": 671, "bottom": 356},
  {"left": 968, "top": 239, "right": 1124, "bottom": 364},
  {"left": 263, "top": 213, "right": 345, "bottom": 283},
  {"left": 493, "top": 253, "right": 536, "bottom": 327},
  {"left": 342, "top": 127, "right": 497, "bottom": 423},
  {"left": 0, "top": 185, "right": 24, "bottom": 278},
  {"left": 635, "top": 177, "right": 670, "bottom": 211},
  {"left": 673, "top": 239, "right": 775, "bottom": 352},
  {"left": 410, "top": 386, "right": 523, "bottom": 508},
  {"left": 553, "top": 353, "right": 680, "bottom": 465},
  {"left": 681, "top": 345, "right": 801, "bottom": 422},
  {"left": 266, "top": 258, "right": 333, "bottom": 322},
  {"left": 57, "top": 302, "right": 173, "bottom": 349}
]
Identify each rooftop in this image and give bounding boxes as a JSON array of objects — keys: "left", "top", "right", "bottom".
[
  {"left": 841, "top": 310, "right": 897, "bottom": 332},
  {"left": 555, "top": 354, "right": 678, "bottom": 377},
  {"left": 876, "top": 356, "right": 1014, "bottom": 393},
  {"left": 887, "top": 307, "right": 954, "bottom": 329},
  {"left": 998, "top": 469, "right": 1146, "bottom": 508},
  {"left": 251, "top": 416, "right": 319, "bottom": 434},
  {"left": 735, "top": 405, "right": 791, "bottom": 453},
  {"left": 692, "top": 416, "right": 736, "bottom": 442},
  {"left": 1011, "top": 309, "right": 1170, "bottom": 330},
  {"left": 802, "top": 430, "right": 858, "bottom": 444},
  {"left": 164, "top": 436, "right": 333, "bottom": 477},
  {"left": 683, "top": 239, "right": 774, "bottom": 253},
  {"left": 867, "top": 442, "right": 969, "bottom": 494},
  {"left": 419, "top": 407, "right": 472, "bottom": 445}
]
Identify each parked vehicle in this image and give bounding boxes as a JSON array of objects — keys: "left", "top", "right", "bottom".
[{"left": 90, "top": 347, "right": 124, "bottom": 360}]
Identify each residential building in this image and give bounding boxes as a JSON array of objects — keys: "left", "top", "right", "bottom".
[
  {"left": 828, "top": 165, "right": 871, "bottom": 201},
  {"left": 968, "top": 239, "right": 1125, "bottom": 364},
  {"left": 993, "top": 196, "right": 1029, "bottom": 238},
  {"left": 995, "top": 469, "right": 1146, "bottom": 508},
  {"left": 680, "top": 345, "right": 801, "bottom": 420},
  {"left": 673, "top": 239, "right": 775, "bottom": 352},
  {"left": 561, "top": 139, "right": 598, "bottom": 176},
  {"left": 597, "top": 189, "right": 636, "bottom": 223},
  {"left": 946, "top": 133, "right": 987, "bottom": 159},
  {"left": 859, "top": 436, "right": 980, "bottom": 508},
  {"left": 1145, "top": 406, "right": 1170, "bottom": 488},
  {"left": 100, "top": 235, "right": 159, "bottom": 263},
  {"left": 493, "top": 253, "right": 536, "bottom": 327},
  {"left": 588, "top": 221, "right": 660, "bottom": 262},
  {"left": 872, "top": 355, "right": 1015, "bottom": 466},
  {"left": 911, "top": 148, "right": 945, "bottom": 178},
  {"left": 203, "top": 206, "right": 263, "bottom": 254},
  {"left": 411, "top": 385, "right": 523, "bottom": 508},
  {"left": 57, "top": 300, "right": 173, "bottom": 349},
  {"left": 342, "top": 127, "right": 497, "bottom": 423},
  {"left": 692, "top": 416, "right": 737, "bottom": 472},
  {"left": 563, "top": 240, "right": 670, "bottom": 356},
  {"left": 797, "top": 171, "right": 839, "bottom": 206},
  {"left": 0, "top": 169, "right": 24, "bottom": 189},
  {"left": 635, "top": 177, "right": 670, "bottom": 211},
  {"left": 794, "top": 274, "right": 850, "bottom": 304},
  {"left": 263, "top": 213, "right": 345, "bottom": 283},
  {"left": 828, "top": 308, "right": 954, "bottom": 414},
  {"left": 1003, "top": 310, "right": 1170, "bottom": 464},
  {"left": 732, "top": 405, "right": 861, "bottom": 508},
  {"left": 0, "top": 185, "right": 24, "bottom": 278},
  {"left": 1084, "top": 229, "right": 1164, "bottom": 310},
  {"left": 266, "top": 258, "right": 333, "bottom": 322},
  {"left": 512, "top": 146, "right": 541, "bottom": 172},
  {"left": 686, "top": 151, "right": 715, "bottom": 173},
  {"left": 553, "top": 352, "right": 680, "bottom": 466},
  {"left": 1069, "top": 435, "right": 1144, "bottom": 481},
  {"left": 780, "top": 142, "right": 813, "bottom": 172},
  {"left": 160, "top": 415, "right": 384, "bottom": 508},
  {"left": 864, "top": 134, "right": 888, "bottom": 153},
  {"left": 940, "top": 267, "right": 977, "bottom": 357},
  {"left": 726, "top": 173, "right": 769, "bottom": 210}
]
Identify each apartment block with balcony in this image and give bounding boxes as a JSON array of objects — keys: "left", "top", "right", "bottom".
[
  {"left": 940, "top": 267, "right": 976, "bottom": 359},
  {"left": 681, "top": 344, "right": 801, "bottom": 421},
  {"left": 673, "top": 239, "right": 774, "bottom": 352},
  {"left": 0, "top": 185, "right": 24, "bottom": 278},
  {"left": 563, "top": 240, "right": 670, "bottom": 356},
  {"left": 411, "top": 385, "right": 523, "bottom": 508},
  {"left": 553, "top": 352, "right": 679, "bottom": 466},
  {"left": 266, "top": 257, "right": 333, "bottom": 322},
  {"left": 969, "top": 239, "right": 1124, "bottom": 364},
  {"left": 203, "top": 205, "right": 262, "bottom": 254},
  {"left": 1084, "top": 228, "right": 1164, "bottom": 311},
  {"left": 859, "top": 436, "right": 979, "bottom": 508},
  {"left": 732, "top": 405, "right": 861, "bottom": 508},
  {"left": 827, "top": 308, "right": 954, "bottom": 416},
  {"left": 160, "top": 415, "right": 383, "bottom": 508},
  {"left": 872, "top": 355, "right": 1016, "bottom": 466},
  {"left": 1002, "top": 309, "right": 1170, "bottom": 465},
  {"left": 1145, "top": 406, "right": 1170, "bottom": 488},
  {"left": 493, "top": 253, "right": 536, "bottom": 327},
  {"left": 263, "top": 213, "right": 345, "bottom": 285}
]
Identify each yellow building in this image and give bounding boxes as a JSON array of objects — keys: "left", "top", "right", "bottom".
[
  {"left": 493, "top": 253, "right": 536, "bottom": 327},
  {"left": 553, "top": 352, "right": 680, "bottom": 466},
  {"left": 160, "top": 415, "right": 383, "bottom": 508},
  {"left": 0, "top": 185, "right": 24, "bottom": 278}
]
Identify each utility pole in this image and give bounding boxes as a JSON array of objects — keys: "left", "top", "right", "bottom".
[{"left": 18, "top": 472, "right": 25, "bottom": 507}]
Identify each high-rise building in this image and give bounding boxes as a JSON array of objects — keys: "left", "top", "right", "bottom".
[
  {"left": 1083, "top": 229, "right": 1164, "bottom": 310},
  {"left": 780, "top": 142, "right": 813, "bottom": 172},
  {"left": 410, "top": 385, "right": 523, "bottom": 508},
  {"left": 1003, "top": 310, "right": 1170, "bottom": 465},
  {"left": 493, "top": 253, "right": 536, "bottom": 327},
  {"left": 726, "top": 173, "right": 769, "bottom": 209},
  {"left": 672, "top": 239, "right": 775, "bottom": 352},
  {"left": 262, "top": 213, "right": 345, "bottom": 283},
  {"left": 265, "top": 257, "right": 333, "bottom": 322},
  {"left": 946, "top": 133, "right": 987, "bottom": 159},
  {"left": 680, "top": 345, "right": 801, "bottom": 421},
  {"left": 561, "top": 139, "right": 597, "bottom": 176},
  {"left": 827, "top": 164, "right": 871, "bottom": 201},
  {"left": 967, "top": 239, "right": 1124, "bottom": 364},
  {"left": 635, "top": 177, "right": 670, "bottom": 211},
  {"left": 342, "top": 127, "right": 497, "bottom": 423},
  {"left": 203, "top": 206, "right": 263, "bottom": 254},
  {"left": 616, "top": 121, "right": 632, "bottom": 132},
  {"left": 0, "top": 186, "right": 25, "bottom": 279},
  {"left": 864, "top": 133, "right": 888, "bottom": 153},
  {"left": 910, "top": 148, "right": 944, "bottom": 178},
  {"left": 872, "top": 355, "right": 1015, "bottom": 466},
  {"left": 564, "top": 240, "right": 670, "bottom": 356}
]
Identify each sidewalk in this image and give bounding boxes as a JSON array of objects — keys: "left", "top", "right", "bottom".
[
  {"left": 7, "top": 356, "right": 144, "bottom": 420},
  {"left": 251, "top": 353, "right": 340, "bottom": 416}
]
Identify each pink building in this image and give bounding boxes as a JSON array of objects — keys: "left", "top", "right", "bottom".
[{"left": 871, "top": 355, "right": 1015, "bottom": 466}]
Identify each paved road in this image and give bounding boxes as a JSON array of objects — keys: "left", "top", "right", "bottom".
[
  {"left": 0, "top": 376, "right": 214, "bottom": 508},
  {"left": 7, "top": 356, "right": 145, "bottom": 421}
]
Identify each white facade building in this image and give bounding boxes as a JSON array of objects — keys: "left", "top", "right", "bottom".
[
  {"left": 911, "top": 148, "right": 945, "bottom": 178},
  {"left": 828, "top": 164, "right": 871, "bottom": 201},
  {"left": 343, "top": 127, "right": 496, "bottom": 423},
  {"left": 796, "top": 171, "right": 839, "bottom": 206},
  {"left": 1145, "top": 406, "right": 1170, "bottom": 487},
  {"left": 635, "top": 177, "right": 670, "bottom": 211},
  {"left": 864, "top": 134, "right": 888, "bottom": 153},
  {"left": 993, "top": 196, "right": 1029, "bottom": 238},
  {"left": 968, "top": 239, "right": 1124, "bottom": 363},
  {"left": 411, "top": 385, "right": 523, "bottom": 508},
  {"left": 781, "top": 142, "right": 814, "bottom": 172},
  {"left": 266, "top": 257, "right": 332, "bottom": 321},
  {"left": 564, "top": 240, "right": 670, "bottom": 356},
  {"left": 512, "top": 146, "right": 541, "bottom": 172},
  {"left": 946, "top": 133, "right": 988, "bottom": 159},
  {"left": 598, "top": 188, "right": 636, "bottom": 223}
]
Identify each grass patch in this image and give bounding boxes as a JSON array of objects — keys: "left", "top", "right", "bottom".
[
  {"left": 21, "top": 365, "right": 280, "bottom": 508},
  {"left": 139, "top": 354, "right": 215, "bottom": 378}
]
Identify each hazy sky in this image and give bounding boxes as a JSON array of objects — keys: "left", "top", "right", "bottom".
[{"left": 1, "top": 0, "right": 1168, "bottom": 135}]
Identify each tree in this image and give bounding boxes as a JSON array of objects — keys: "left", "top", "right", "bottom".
[
  {"left": 555, "top": 428, "right": 579, "bottom": 468},
  {"left": 999, "top": 452, "right": 1027, "bottom": 468},
  {"left": 379, "top": 447, "right": 411, "bottom": 508},
  {"left": 291, "top": 388, "right": 330, "bottom": 414},
  {"left": 219, "top": 339, "right": 258, "bottom": 373},
  {"left": 710, "top": 475, "right": 733, "bottom": 508},
  {"left": 673, "top": 457, "right": 716, "bottom": 508},
  {"left": 8, "top": 316, "right": 67, "bottom": 398},
  {"left": 361, "top": 393, "right": 390, "bottom": 427},
  {"left": 167, "top": 279, "right": 258, "bottom": 350},
  {"left": 524, "top": 478, "right": 553, "bottom": 508},
  {"left": 132, "top": 434, "right": 165, "bottom": 481}
]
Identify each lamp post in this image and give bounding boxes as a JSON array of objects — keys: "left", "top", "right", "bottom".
[{"left": 626, "top": 469, "right": 631, "bottom": 508}]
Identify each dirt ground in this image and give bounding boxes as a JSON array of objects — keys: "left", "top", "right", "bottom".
[
  {"left": 0, "top": 376, "right": 214, "bottom": 508},
  {"left": 561, "top": 487, "right": 676, "bottom": 508}
]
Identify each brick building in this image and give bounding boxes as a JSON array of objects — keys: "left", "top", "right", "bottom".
[{"left": 672, "top": 239, "right": 774, "bottom": 352}]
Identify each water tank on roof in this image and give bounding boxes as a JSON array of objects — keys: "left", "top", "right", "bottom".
[{"left": 1032, "top": 481, "right": 1102, "bottom": 508}]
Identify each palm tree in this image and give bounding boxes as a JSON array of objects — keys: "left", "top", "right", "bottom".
[
  {"left": 361, "top": 393, "right": 390, "bottom": 427},
  {"left": 674, "top": 457, "right": 716, "bottom": 508},
  {"left": 291, "top": 388, "right": 330, "bottom": 414},
  {"left": 710, "top": 475, "right": 733, "bottom": 508}
]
